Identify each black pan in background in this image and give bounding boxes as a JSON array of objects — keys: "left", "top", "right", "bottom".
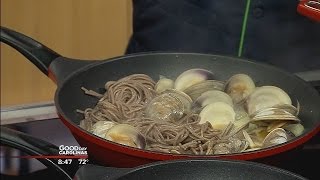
[{"left": 74, "top": 159, "right": 307, "bottom": 180}]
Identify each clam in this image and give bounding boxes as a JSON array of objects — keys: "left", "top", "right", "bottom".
[
  {"left": 246, "top": 86, "right": 292, "bottom": 115},
  {"left": 242, "top": 130, "right": 258, "bottom": 148},
  {"left": 199, "top": 102, "right": 236, "bottom": 130},
  {"left": 228, "top": 115, "right": 250, "bottom": 137},
  {"left": 183, "top": 80, "right": 225, "bottom": 100},
  {"left": 283, "top": 123, "right": 304, "bottom": 137},
  {"left": 272, "top": 103, "right": 300, "bottom": 116},
  {"left": 163, "top": 89, "right": 193, "bottom": 110},
  {"left": 225, "top": 74, "right": 256, "bottom": 104},
  {"left": 145, "top": 89, "right": 192, "bottom": 122},
  {"left": 213, "top": 143, "right": 231, "bottom": 154},
  {"left": 228, "top": 137, "right": 249, "bottom": 153},
  {"left": 245, "top": 123, "right": 259, "bottom": 133},
  {"left": 155, "top": 75, "right": 174, "bottom": 93},
  {"left": 192, "top": 90, "right": 233, "bottom": 113},
  {"left": 266, "top": 121, "right": 287, "bottom": 132},
  {"left": 105, "top": 124, "right": 146, "bottom": 149},
  {"left": 249, "top": 126, "right": 269, "bottom": 140},
  {"left": 251, "top": 108, "right": 300, "bottom": 123},
  {"left": 213, "top": 137, "right": 248, "bottom": 154},
  {"left": 243, "top": 147, "right": 261, "bottom": 152},
  {"left": 251, "top": 136, "right": 264, "bottom": 147},
  {"left": 233, "top": 103, "right": 249, "bottom": 122},
  {"left": 174, "top": 69, "right": 214, "bottom": 91},
  {"left": 80, "top": 119, "right": 93, "bottom": 132},
  {"left": 92, "top": 121, "right": 115, "bottom": 138},
  {"left": 262, "top": 128, "right": 287, "bottom": 148}
]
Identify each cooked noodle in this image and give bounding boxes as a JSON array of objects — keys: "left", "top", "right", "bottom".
[
  {"left": 80, "top": 74, "right": 156, "bottom": 123},
  {"left": 79, "top": 74, "right": 234, "bottom": 155}
]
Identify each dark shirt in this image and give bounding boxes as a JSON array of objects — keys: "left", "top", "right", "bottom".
[{"left": 126, "top": 0, "right": 320, "bottom": 73}]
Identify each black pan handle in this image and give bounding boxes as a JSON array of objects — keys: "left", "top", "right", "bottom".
[
  {"left": 1, "top": 26, "right": 99, "bottom": 85},
  {"left": 0, "top": 126, "right": 79, "bottom": 180},
  {"left": 0, "top": 27, "right": 61, "bottom": 75}
]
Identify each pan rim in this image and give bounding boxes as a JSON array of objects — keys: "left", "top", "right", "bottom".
[{"left": 114, "top": 158, "right": 308, "bottom": 179}]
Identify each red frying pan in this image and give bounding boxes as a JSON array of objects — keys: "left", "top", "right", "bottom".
[{"left": 1, "top": 27, "right": 320, "bottom": 169}]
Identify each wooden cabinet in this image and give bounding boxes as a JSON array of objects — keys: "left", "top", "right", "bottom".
[{"left": 1, "top": 0, "right": 132, "bottom": 106}]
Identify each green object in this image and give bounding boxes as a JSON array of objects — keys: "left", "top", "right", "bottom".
[{"left": 238, "top": 0, "right": 251, "bottom": 57}]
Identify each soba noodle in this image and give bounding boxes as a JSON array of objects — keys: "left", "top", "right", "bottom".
[
  {"left": 78, "top": 74, "right": 230, "bottom": 155},
  {"left": 80, "top": 74, "right": 156, "bottom": 123},
  {"left": 78, "top": 72, "right": 302, "bottom": 155}
]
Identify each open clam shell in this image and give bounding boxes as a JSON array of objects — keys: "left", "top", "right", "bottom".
[
  {"left": 92, "top": 121, "right": 116, "bottom": 138},
  {"left": 80, "top": 119, "right": 93, "bottom": 132},
  {"left": 155, "top": 75, "right": 174, "bottom": 93},
  {"left": 213, "top": 137, "right": 249, "bottom": 154},
  {"left": 227, "top": 115, "right": 250, "bottom": 137},
  {"left": 174, "top": 68, "right": 215, "bottom": 91},
  {"left": 242, "top": 130, "right": 258, "bottom": 148},
  {"left": 272, "top": 103, "right": 300, "bottom": 116},
  {"left": 191, "top": 90, "right": 233, "bottom": 112},
  {"left": 225, "top": 74, "right": 256, "bottom": 104},
  {"left": 246, "top": 86, "right": 292, "bottom": 115},
  {"left": 145, "top": 89, "right": 192, "bottom": 122},
  {"left": 105, "top": 124, "right": 146, "bottom": 149},
  {"left": 266, "top": 121, "right": 288, "bottom": 132},
  {"left": 283, "top": 123, "right": 305, "bottom": 137},
  {"left": 184, "top": 80, "right": 225, "bottom": 100},
  {"left": 262, "top": 128, "right": 288, "bottom": 148},
  {"left": 251, "top": 108, "right": 300, "bottom": 123},
  {"left": 162, "top": 89, "right": 193, "bottom": 111},
  {"left": 199, "top": 102, "right": 236, "bottom": 130}
]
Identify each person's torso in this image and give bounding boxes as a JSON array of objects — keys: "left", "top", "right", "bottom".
[{"left": 127, "top": 0, "right": 320, "bottom": 73}]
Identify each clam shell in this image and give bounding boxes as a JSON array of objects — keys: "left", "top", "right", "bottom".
[
  {"left": 213, "top": 143, "right": 231, "bottom": 154},
  {"left": 184, "top": 80, "right": 225, "bottom": 100},
  {"left": 92, "top": 121, "right": 115, "bottom": 138},
  {"left": 199, "top": 102, "right": 236, "bottom": 130},
  {"left": 272, "top": 103, "right": 299, "bottom": 116},
  {"left": 162, "top": 89, "right": 193, "bottom": 111},
  {"left": 145, "top": 89, "right": 192, "bottom": 121},
  {"left": 251, "top": 108, "right": 300, "bottom": 123},
  {"left": 262, "top": 128, "right": 288, "bottom": 148},
  {"left": 266, "top": 121, "right": 287, "bottom": 132},
  {"left": 225, "top": 74, "right": 256, "bottom": 104},
  {"left": 246, "top": 86, "right": 292, "bottom": 115},
  {"left": 228, "top": 115, "right": 250, "bottom": 137},
  {"left": 213, "top": 137, "right": 249, "bottom": 154},
  {"left": 242, "top": 130, "right": 257, "bottom": 148},
  {"left": 245, "top": 126, "right": 268, "bottom": 146},
  {"left": 192, "top": 90, "right": 233, "bottom": 113},
  {"left": 174, "top": 68, "right": 214, "bottom": 91},
  {"left": 105, "top": 124, "right": 146, "bottom": 149},
  {"left": 80, "top": 119, "right": 93, "bottom": 132},
  {"left": 228, "top": 137, "right": 249, "bottom": 153},
  {"left": 248, "top": 126, "right": 268, "bottom": 136},
  {"left": 283, "top": 123, "right": 304, "bottom": 137},
  {"left": 245, "top": 123, "right": 259, "bottom": 133},
  {"left": 253, "top": 129, "right": 269, "bottom": 143},
  {"left": 243, "top": 147, "right": 261, "bottom": 152},
  {"left": 155, "top": 76, "right": 174, "bottom": 93}
]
